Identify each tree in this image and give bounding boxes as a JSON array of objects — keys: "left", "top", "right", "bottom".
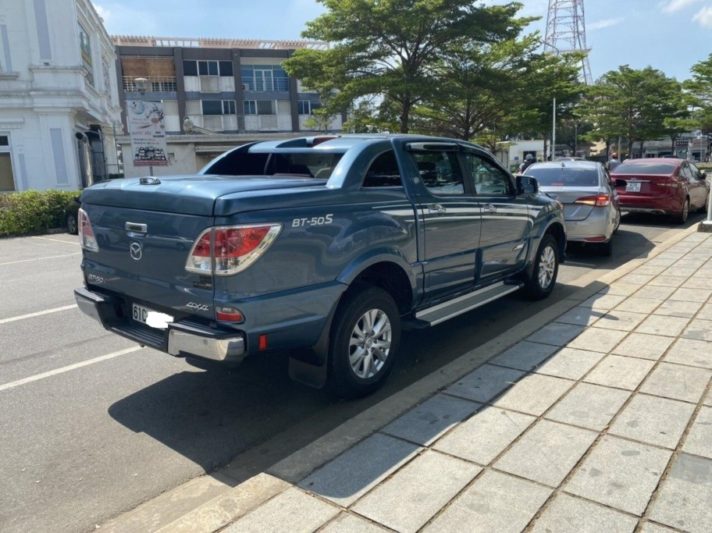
[
  {"left": 579, "top": 66, "right": 686, "bottom": 157},
  {"left": 284, "top": 0, "right": 529, "bottom": 133},
  {"left": 685, "top": 53, "right": 712, "bottom": 134}
]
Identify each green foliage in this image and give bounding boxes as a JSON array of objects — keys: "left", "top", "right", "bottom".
[
  {"left": 684, "top": 53, "right": 712, "bottom": 133},
  {"left": 0, "top": 190, "right": 78, "bottom": 237},
  {"left": 284, "top": 0, "right": 530, "bottom": 133}
]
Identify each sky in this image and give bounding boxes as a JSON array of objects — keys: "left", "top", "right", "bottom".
[{"left": 92, "top": 0, "right": 712, "bottom": 81}]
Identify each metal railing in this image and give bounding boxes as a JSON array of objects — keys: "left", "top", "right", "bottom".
[{"left": 122, "top": 76, "right": 177, "bottom": 93}]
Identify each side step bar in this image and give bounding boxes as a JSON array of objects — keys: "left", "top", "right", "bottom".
[{"left": 415, "top": 282, "right": 523, "bottom": 326}]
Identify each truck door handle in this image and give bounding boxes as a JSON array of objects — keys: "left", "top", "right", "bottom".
[
  {"left": 428, "top": 204, "right": 446, "bottom": 214},
  {"left": 125, "top": 222, "right": 147, "bottom": 233}
]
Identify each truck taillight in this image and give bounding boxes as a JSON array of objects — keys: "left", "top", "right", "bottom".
[
  {"left": 186, "top": 224, "right": 281, "bottom": 276},
  {"left": 78, "top": 208, "right": 99, "bottom": 252},
  {"left": 574, "top": 194, "right": 611, "bottom": 207}
]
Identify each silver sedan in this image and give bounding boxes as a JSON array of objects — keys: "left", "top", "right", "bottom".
[{"left": 524, "top": 160, "right": 621, "bottom": 256}]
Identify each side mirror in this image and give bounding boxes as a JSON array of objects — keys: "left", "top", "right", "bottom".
[
  {"left": 516, "top": 175, "right": 538, "bottom": 195},
  {"left": 614, "top": 179, "right": 627, "bottom": 188}
]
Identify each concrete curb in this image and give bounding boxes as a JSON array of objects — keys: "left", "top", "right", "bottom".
[{"left": 100, "top": 223, "right": 702, "bottom": 533}]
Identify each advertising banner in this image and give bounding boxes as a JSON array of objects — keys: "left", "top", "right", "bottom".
[{"left": 127, "top": 99, "right": 169, "bottom": 167}]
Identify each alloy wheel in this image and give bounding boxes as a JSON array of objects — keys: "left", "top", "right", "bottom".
[{"left": 348, "top": 308, "right": 392, "bottom": 379}]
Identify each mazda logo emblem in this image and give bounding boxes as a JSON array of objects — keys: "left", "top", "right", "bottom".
[{"left": 129, "top": 241, "right": 143, "bottom": 261}]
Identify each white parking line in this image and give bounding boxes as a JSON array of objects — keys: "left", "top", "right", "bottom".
[
  {"left": 0, "top": 347, "right": 142, "bottom": 393},
  {"left": 0, "top": 305, "right": 78, "bottom": 325},
  {"left": 0, "top": 252, "right": 81, "bottom": 266},
  {"left": 32, "top": 236, "right": 80, "bottom": 246}
]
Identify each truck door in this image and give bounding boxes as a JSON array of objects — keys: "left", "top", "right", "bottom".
[
  {"left": 462, "top": 150, "right": 530, "bottom": 279},
  {"left": 408, "top": 144, "right": 481, "bottom": 302}
]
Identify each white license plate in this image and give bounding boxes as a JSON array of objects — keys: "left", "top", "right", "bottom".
[
  {"left": 132, "top": 303, "right": 151, "bottom": 324},
  {"left": 626, "top": 182, "right": 641, "bottom": 193}
]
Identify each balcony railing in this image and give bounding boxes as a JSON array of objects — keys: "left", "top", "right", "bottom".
[{"left": 122, "top": 76, "right": 177, "bottom": 93}]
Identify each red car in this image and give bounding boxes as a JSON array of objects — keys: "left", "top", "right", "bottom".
[{"left": 611, "top": 158, "right": 710, "bottom": 223}]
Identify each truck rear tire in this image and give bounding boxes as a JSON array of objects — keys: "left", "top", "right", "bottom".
[
  {"left": 523, "top": 234, "right": 559, "bottom": 300},
  {"left": 327, "top": 286, "right": 401, "bottom": 398}
]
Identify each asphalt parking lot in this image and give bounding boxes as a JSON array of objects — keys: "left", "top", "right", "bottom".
[{"left": 0, "top": 212, "right": 706, "bottom": 532}]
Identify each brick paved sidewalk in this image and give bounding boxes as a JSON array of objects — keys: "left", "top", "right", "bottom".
[{"left": 184, "top": 232, "right": 712, "bottom": 533}]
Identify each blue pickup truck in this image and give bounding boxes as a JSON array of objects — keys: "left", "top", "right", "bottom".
[{"left": 75, "top": 135, "right": 566, "bottom": 397}]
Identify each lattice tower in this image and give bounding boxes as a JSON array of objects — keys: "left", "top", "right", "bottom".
[{"left": 544, "top": 0, "right": 593, "bottom": 84}]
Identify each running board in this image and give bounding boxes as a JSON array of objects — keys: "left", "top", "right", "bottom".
[{"left": 415, "top": 282, "right": 523, "bottom": 326}]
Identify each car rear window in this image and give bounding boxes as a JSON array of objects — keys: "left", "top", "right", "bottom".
[
  {"left": 525, "top": 167, "right": 599, "bottom": 187},
  {"left": 613, "top": 162, "right": 677, "bottom": 175},
  {"left": 203, "top": 150, "right": 343, "bottom": 178}
]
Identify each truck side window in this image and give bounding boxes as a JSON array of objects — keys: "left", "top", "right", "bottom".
[
  {"left": 463, "top": 153, "right": 512, "bottom": 196},
  {"left": 363, "top": 150, "right": 403, "bottom": 187},
  {"left": 411, "top": 151, "right": 464, "bottom": 195}
]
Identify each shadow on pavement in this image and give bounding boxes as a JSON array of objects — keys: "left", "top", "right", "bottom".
[{"left": 108, "top": 278, "right": 611, "bottom": 501}]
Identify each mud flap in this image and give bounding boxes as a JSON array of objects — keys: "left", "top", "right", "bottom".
[{"left": 287, "top": 301, "right": 337, "bottom": 389}]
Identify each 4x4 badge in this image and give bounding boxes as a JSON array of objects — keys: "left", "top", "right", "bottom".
[{"left": 129, "top": 241, "right": 143, "bottom": 261}]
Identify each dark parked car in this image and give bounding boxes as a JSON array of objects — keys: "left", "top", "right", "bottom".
[{"left": 611, "top": 158, "right": 709, "bottom": 224}]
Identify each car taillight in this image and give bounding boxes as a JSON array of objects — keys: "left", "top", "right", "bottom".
[
  {"left": 78, "top": 208, "right": 99, "bottom": 252},
  {"left": 656, "top": 179, "right": 679, "bottom": 188},
  {"left": 574, "top": 194, "right": 611, "bottom": 207},
  {"left": 185, "top": 224, "right": 281, "bottom": 276}
]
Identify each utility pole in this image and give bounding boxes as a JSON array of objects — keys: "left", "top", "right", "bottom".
[{"left": 552, "top": 97, "right": 557, "bottom": 160}]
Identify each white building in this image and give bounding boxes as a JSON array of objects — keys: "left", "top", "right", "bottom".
[{"left": 0, "top": 0, "right": 122, "bottom": 192}]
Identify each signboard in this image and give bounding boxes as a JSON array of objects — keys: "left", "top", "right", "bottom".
[{"left": 127, "top": 99, "right": 169, "bottom": 167}]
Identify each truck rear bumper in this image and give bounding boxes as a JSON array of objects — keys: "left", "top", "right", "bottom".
[{"left": 74, "top": 287, "right": 246, "bottom": 364}]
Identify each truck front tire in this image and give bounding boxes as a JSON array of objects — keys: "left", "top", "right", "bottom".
[
  {"left": 523, "top": 234, "right": 560, "bottom": 300},
  {"left": 327, "top": 286, "right": 401, "bottom": 398}
]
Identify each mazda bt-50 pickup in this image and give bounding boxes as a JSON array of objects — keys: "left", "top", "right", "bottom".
[{"left": 75, "top": 135, "right": 566, "bottom": 397}]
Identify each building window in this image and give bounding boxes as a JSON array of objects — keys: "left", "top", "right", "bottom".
[
  {"left": 240, "top": 65, "right": 289, "bottom": 92},
  {"left": 79, "top": 23, "right": 94, "bottom": 86},
  {"left": 183, "top": 60, "right": 232, "bottom": 77},
  {"left": 297, "top": 100, "right": 321, "bottom": 115},
  {"left": 243, "top": 100, "right": 275, "bottom": 115},
  {"left": 202, "top": 100, "right": 236, "bottom": 115},
  {"left": 0, "top": 134, "right": 14, "bottom": 192}
]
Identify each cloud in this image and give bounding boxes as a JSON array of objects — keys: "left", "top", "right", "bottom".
[
  {"left": 589, "top": 17, "right": 624, "bottom": 31},
  {"left": 693, "top": 5, "right": 712, "bottom": 26},
  {"left": 661, "top": 0, "right": 704, "bottom": 13},
  {"left": 92, "top": 3, "right": 110, "bottom": 22}
]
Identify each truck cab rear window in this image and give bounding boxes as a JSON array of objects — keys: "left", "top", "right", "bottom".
[
  {"left": 203, "top": 151, "right": 343, "bottom": 178},
  {"left": 363, "top": 151, "right": 402, "bottom": 187}
]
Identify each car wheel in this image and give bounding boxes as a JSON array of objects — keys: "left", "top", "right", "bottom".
[
  {"left": 523, "top": 234, "right": 559, "bottom": 300},
  {"left": 66, "top": 212, "right": 78, "bottom": 235},
  {"left": 675, "top": 198, "right": 689, "bottom": 225},
  {"left": 327, "top": 286, "right": 401, "bottom": 398}
]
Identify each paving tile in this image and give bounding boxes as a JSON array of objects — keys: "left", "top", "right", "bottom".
[
  {"left": 635, "top": 265, "right": 668, "bottom": 276},
  {"left": 669, "top": 287, "right": 712, "bottom": 303},
  {"left": 634, "top": 285, "right": 676, "bottom": 300},
  {"left": 531, "top": 493, "right": 638, "bottom": 533},
  {"left": 556, "top": 306, "right": 604, "bottom": 327},
  {"left": 445, "top": 364, "right": 525, "bottom": 404},
  {"left": 596, "top": 311, "right": 647, "bottom": 332},
  {"left": 299, "top": 433, "right": 420, "bottom": 507},
  {"left": 640, "top": 362, "right": 711, "bottom": 403},
  {"left": 433, "top": 407, "right": 535, "bottom": 465},
  {"left": 601, "top": 282, "right": 643, "bottom": 297},
  {"left": 663, "top": 267, "right": 697, "bottom": 278},
  {"left": 534, "top": 348, "right": 605, "bottom": 380},
  {"left": 584, "top": 355, "right": 655, "bottom": 390},
  {"left": 653, "top": 299, "right": 704, "bottom": 319},
  {"left": 681, "top": 318, "right": 712, "bottom": 342},
  {"left": 612, "top": 333, "right": 675, "bottom": 361},
  {"left": 382, "top": 393, "right": 480, "bottom": 446},
  {"left": 493, "top": 373, "right": 574, "bottom": 416},
  {"left": 494, "top": 420, "right": 597, "bottom": 487},
  {"left": 546, "top": 382, "right": 631, "bottom": 431},
  {"left": 682, "top": 406, "right": 712, "bottom": 460},
  {"left": 649, "top": 453, "right": 712, "bottom": 533},
  {"left": 565, "top": 436, "right": 672, "bottom": 516},
  {"left": 619, "top": 273, "right": 655, "bottom": 285},
  {"left": 636, "top": 315, "right": 690, "bottom": 337},
  {"left": 609, "top": 394, "right": 695, "bottom": 449},
  {"left": 488, "top": 341, "right": 559, "bottom": 371},
  {"left": 639, "top": 522, "right": 680, "bottom": 533},
  {"left": 615, "top": 297, "right": 660, "bottom": 314},
  {"left": 527, "top": 322, "right": 586, "bottom": 347},
  {"left": 580, "top": 294, "right": 627, "bottom": 311},
  {"left": 224, "top": 487, "right": 338, "bottom": 533},
  {"left": 664, "top": 338, "right": 712, "bottom": 369},
  {"left": 704, "top": 388, "right": 712, "bottom": 407},
  {"left": 682, "top": 277, "right": 712, "bottom": 290},
  {"left": 696, "top": 303, "right": 712, "bottom": 320},
  {"left": 321, "top": 513, "right": 389, "bottom": 533},
  {"left": 353, "top": 451, "right": 479, "bottom": 533},
  {"left": 567, "top": 327, "right": 628, "bottom": 353},
  {"left": 424, "top": 470, "right": 551, "bottom": 533},
  {"left": 648, "top": 276, "right": 688, "bottom": 289}
]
